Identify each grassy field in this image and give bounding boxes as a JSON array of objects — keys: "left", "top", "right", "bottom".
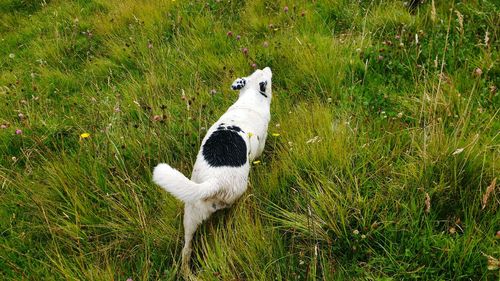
[{"left": 1, "top": 0, "right": 499, "bottom": 280}]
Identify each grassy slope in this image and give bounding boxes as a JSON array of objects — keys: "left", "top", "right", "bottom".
[{"left": 0, "top": 0, "right": 499, "bottom": 280}]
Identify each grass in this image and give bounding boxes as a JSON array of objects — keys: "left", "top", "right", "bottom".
[{"left": 0, "top": 0, "right": 499, "bottom": 280}]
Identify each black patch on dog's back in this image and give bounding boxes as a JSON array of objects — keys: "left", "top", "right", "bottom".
[
  {"left": 227, "top": 125, "right": 243, "bottom": 133},
  {"left": 202, "top": 130, "right": 247, "bottom": 167}
]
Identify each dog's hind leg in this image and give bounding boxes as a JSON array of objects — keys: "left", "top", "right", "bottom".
[{"left": 181, "top": 202, "right": 205, "bottom": 279}]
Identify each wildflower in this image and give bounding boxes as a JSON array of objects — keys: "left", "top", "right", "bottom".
[
  {"left": 9, "top": 53, "right": 15, "bottom": 59},
  {"left": 327, "top": 97, "right": 332, "bottom": 103},
  {"left": 378, "top": 55, "right": 384, "bottom": 61},
  {"left": 251, "top": 63, "right": 257, "bottom": 68},
  {"left": 283, "top": 6, "right": 289, "bottom": 13},
  {"left": 114, "top": 106, "right": 121, "bottom": 112},
  {"left": 210, "top": 89, "right": 217, "bottom": 95},
  {"left": 227, "top": 31, "right": 233, "bottom": 37},
  {"left": 0, "top": 124, "right": 7, "bottom": 129},
  {"left": 147, "top": 41, "right": 153, "bottom": 49},
  {"left": 15, "top": 129, "right": 22, "bottom": 135},
  {"left": 272, "top": 133, "right": 280, "bottom": 137},
  {"left": 482, "top": 178, "right": 497, "bottom": 210},
  {"left": 449, "top": 227, "right": 456, "bottom": 234},
  {"left": 301, "top": 11, "right": 305, "bottom": 17},
  {"left": 263, "top": 41, "right": 269, "bottom": 48},
  {"left": 490, "top": 86, "right": 497, "bottom": 94},
  {"left": 485, "top": 254, "right": 500, "bottom": 271},
  {"left": 252, "top": 160, "right": 261, "bottom": 165},
  {"left": 236, "top": 35, "right": 241, "bottom": 40},
  {"left": 361, "top": 234, "right": 366, "bottom": 239},
  {"left": 474, "top": 68, "right": 483, "bottom": 77},
  {"left": 397, "top": 112, "right": 403, "bottom": 118},
  {"left": 496, "top": 231, "right": 500, "bottom": 239},
  {"left": 424, "top": 192, "right": 431, "bottom": 213},
  {"left": 152, "top": 115, "right": 162, "bottom": 121},
  {"left": 275, "top": 123, "right": 280, "bottom": 128},
  {"left": 18, "top": 113, "right": 25, "bottom": 120},
  {"left": 80, "top": 132, "right": 90, "bottom": 139},
  {"left": 242, "top": 47, "right": 248, "bottom": 55},
  {"left": 126, "top": 278, "right": 133, "bottom": 281},
  {"left": 352, "top": 229, "right": 359, "bottom": 235}
]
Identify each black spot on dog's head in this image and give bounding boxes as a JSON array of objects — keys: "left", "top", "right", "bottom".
[
  {"left": 259, "top": 81, "right": 268, "bottom": 98},
  {"left": 259, "top": 81, "right": 267, "bottom": 93}
]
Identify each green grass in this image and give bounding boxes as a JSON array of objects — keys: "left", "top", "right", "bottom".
[{"left": 1, "top": 0, "right": 499, "bottom": 280}]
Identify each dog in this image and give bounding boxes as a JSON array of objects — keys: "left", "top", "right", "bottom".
[{"left": 153, "top": 67, "right": 272, "bottom": 277}]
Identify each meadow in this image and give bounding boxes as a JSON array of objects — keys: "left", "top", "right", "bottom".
[{"left": 0, "top": 0, "right": 499, "bottom": 280}]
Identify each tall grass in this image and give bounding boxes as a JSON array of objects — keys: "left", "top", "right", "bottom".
[{"left": 1, "top": 0, "right": 499, "bottom": 280}]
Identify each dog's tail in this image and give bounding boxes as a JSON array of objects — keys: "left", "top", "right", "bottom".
[{"left": 152, "top": 163, "right": 219, "bottom": 203}]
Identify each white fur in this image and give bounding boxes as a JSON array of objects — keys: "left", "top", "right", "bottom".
[{"left": 153, "top": 67, "right": 272, "bottom": 277}]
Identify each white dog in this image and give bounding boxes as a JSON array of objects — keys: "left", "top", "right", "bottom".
[{"left": 153, "top": 67, "right": 273, "bottom": 277}]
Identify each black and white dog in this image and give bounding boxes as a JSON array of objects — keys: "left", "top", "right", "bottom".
[{"left": 153, "top": 67, "right": 272, "bottom": 275}]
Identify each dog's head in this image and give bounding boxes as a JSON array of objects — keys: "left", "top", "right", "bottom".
[{"left": 231, "top": 67, "right": 272, "bottom": 102}]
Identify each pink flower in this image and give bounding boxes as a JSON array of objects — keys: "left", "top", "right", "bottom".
[
  {"left": 227, "top": 31, "right": 233, "bottom": 37},
  {"left": 283, "top": 6, "right": 289, "bottom": 12},
  {"left": 236, "top": 35, "right": 241, "bottom": 40},
  {"left": 0, "top": 124, "right": 7, "bottom": 129},
  {"left": 15, "top": 129, "right": 22, "bottom": 135},
  {"left": 242, "top": 48, "right": 248, "bottom": 55},
  {"left": 126, "top": 278, "right": 133, "bottom": 281},
  {"left": 251, "top": 63, "right": 257, "bottom": 68}
]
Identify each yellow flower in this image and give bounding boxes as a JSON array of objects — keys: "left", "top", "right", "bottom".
[
  {"left": 248, "top": 132, "right": 254, "bottom": 137},
  {"left": 272, "top": 133, "right": 280, "bottom": 137},
  {"left": 80, "top": 133, "right": 90, "bottom": 139},
  {"left": 252, "top": 160, "right": 261, "bottom": 165}
]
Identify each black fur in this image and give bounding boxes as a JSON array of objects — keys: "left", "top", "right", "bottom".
[
  {"left": 202, "top": 129, "right": 247, "bottom": 167},
  {"left": 231, "top": 78, "right": 246, "bottom": 90},
  {"left": 259, "top": 81, "right": 268, "bottom": 98}
]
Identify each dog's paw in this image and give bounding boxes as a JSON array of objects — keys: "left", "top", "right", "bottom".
[{"left": 231, "top": 78, "right": 246, "bottom": 90}]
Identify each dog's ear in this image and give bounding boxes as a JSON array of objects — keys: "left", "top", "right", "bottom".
[{"left": 231, "top": 78, "right": 246, "bottom": 90}]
